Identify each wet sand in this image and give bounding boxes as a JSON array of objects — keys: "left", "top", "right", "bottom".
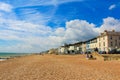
[{"left": 0, "top": 54, "right": 120, "bottom": 80}]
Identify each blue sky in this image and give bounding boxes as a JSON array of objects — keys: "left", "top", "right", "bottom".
[{"left": 0, "top": 0, "right": 120, "bottom": 53}]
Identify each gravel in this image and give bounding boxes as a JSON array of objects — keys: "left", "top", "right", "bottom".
[{"left": 0, "top": 54, "right": 120, "bottom": 80}]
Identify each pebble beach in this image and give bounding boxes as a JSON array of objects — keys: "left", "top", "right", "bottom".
[{"left": 0, "top": 54, "right": 120, "bottom": 80}]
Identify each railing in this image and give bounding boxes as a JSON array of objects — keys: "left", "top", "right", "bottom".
[{"left": 101, "top": 54, "right": 120, "bottom": 61}]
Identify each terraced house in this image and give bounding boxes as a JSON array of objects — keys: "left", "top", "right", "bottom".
[
  {"left": 58, "top": 30, "right": 120, "bottom": 54},
  {"left": 85, "top": 30, "right": 120, "bottom": 53},
  {"left": 58, "top": 42, "right": 83, "bottom": 54},
  {"left": 97, "top": 30, "right": 120, "bottom": 52}
]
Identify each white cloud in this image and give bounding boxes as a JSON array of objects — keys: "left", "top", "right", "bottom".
[
  {"left": 46, "top": 0, "right": 84, "bottom": 6},
  {"left": 0, "top": 18, "right": 98, "bottom": 52},
  {"left": 109, "top": 4, "right": 116, "bottom": 10},
  {"left": 1, "top": 1, "right": 120, "bottom": 53},
  {"left": 0, "top": 18, "right": 52, "bottom": 35},
  {"left": 99, "top": 17, "right": 120, "bottom": 32},
  {"left": 1, "top": 0, "right": 83, "bottom": 25},
  {"left": 63, "top": 20, "right": 99, "bottom": 43},
  {"left": 10, "top": 0, "right": 84, "bottom": 7},
  {"left": 0, "top": 16, "right": 120, "bottom": 53},
  {"left": 17, "top": 8, "right": 54, "bottom": 25},
  {"left": 0, "top": 2, "right": 13, "bottom": 12},
  {"left": 0, "top": 17, "right": 58, "bottom": 52},
  {"left": 54, "top": 28, "right": 65, "bottom": 36}
]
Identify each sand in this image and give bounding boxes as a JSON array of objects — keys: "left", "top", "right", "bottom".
[{"left": 0, "top": 54, "right": 120, "bottom": 80}]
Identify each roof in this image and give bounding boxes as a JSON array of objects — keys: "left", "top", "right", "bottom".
[{"left": 84, "top": 37, "right": 97, "bottom": 42}]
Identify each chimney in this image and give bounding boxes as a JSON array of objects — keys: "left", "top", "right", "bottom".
[
  {"left": 104, "top": 30, "right": 107, "bottom": 32},
  {"left": 112, "top": 29, "right": 115, "bottom": 32},
  {"left": 100, "top": 33, "right": 103, "bottom": 36}
]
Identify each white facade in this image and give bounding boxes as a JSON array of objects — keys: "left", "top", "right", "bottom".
[
  {"left": 88, "top": 30, "right": 120, "bottom": 52},
  {"left": 58, "top": 47, "right": 66, "bottom": 53},
  {"left": 68, "top": 46, "right": 75, "bottom": 50},
  {"left": 58, "top": 30, "right": 120, "bottom": 54}
]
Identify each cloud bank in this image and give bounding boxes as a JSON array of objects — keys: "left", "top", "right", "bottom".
[
  {"left": 0, "top": 16, "right": 120, "bottom": 52},
  {"left": 0, "top": 2, "right": 120, "bottom": 53},
  {"left": 0, "top": 2, "right": 13, "bottom": 12}
]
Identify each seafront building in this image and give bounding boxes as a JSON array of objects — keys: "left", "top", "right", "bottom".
[
  {"left": 58, "top": 44, "right": 69, "bottom": 54},
  {"left": 97, "top": 30, "right": 120, "bottom": 52},
  {"left": 58, "top": 42, "right": 83, "bottom": 54},
  {"left": 58, "top": 30, "right": 120, "bottom": 54}
]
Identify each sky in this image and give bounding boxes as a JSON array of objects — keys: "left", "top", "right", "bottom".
[{"left": 0, "top": 0, "right": 120, "bottom": 53}]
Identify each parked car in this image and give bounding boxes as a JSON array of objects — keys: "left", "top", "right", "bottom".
[
  {"left": 108, "top": 49, "right": 116, "bottom": 54},
  {"left": 108, "top": 49, "right": 120, "bottom": 54},
  {"left": 99, "top": 51, "right": 106, "bottom": 54}
]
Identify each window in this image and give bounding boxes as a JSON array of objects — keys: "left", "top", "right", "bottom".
[
  {"left": 110, "top": 36, "right": 112, "bottom": 40},
  {"left": 99, "top": 48, "right": 101, "bottom": 51},
  {"left": 111, "top": 42, "right": 113, "bottom": 46},
  {"left": 103, "top": 42, "right": 105, "bottom": 46},
  {"left": 115, "top": 40, "right": 117, "bottom": 46},
  {"left": 99, "top": 43, "right": 101, "bottom": 47},
  {"left": 104, "top": 48, "right": 105, "bottom": 51},
  {"left": 103, "top": 37, "right": 105, "bottom": 40}
]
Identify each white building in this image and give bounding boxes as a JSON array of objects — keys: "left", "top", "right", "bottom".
[
  {"left": 58, "top": 30, "right": 120, "bottom": 54},
  {"left": 86, "top": 30, "right": 120, "bottom": 53}
]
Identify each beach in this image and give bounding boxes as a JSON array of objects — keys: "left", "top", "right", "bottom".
[{"left": 0, "top": 54, "right": 120, "bottom": 80}]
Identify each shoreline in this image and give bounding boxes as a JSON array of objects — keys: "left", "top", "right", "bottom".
[
  {"left": 0, "top": 58, "right": 7, "bottom": 61},
  {"left": 0, "top": 57, "right": 10, "bottom": 61},
  {"left": 0, "top": 54, "right": 32, "bottom": 62},
  {"left": 0, "top": 53, "right": 33, "bottom": 61}
]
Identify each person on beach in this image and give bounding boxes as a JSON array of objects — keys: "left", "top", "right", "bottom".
[
  {"left": 86, "top": 52, "right": 89, "bottom": 59},
  {"left": 94, "top": 47, "right": 98, "bottom": 52}
]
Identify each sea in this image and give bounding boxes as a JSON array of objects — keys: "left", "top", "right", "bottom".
[{"left": 0, "top": 53, "right": 32, "bottom": 59}]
